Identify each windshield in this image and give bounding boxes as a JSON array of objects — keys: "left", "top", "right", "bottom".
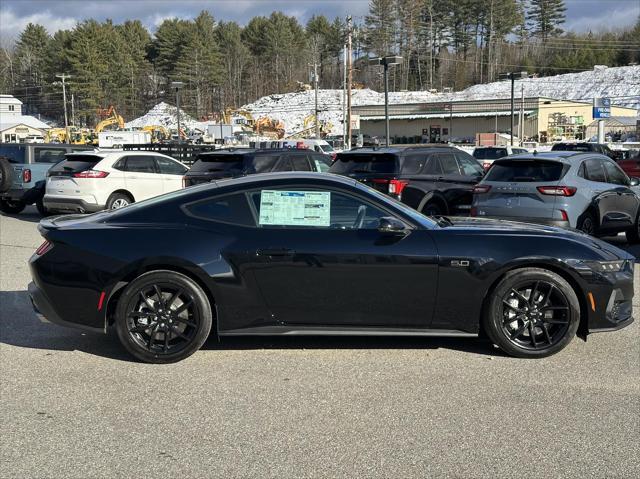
[
  {"left": 329, "top": 153, "right": 397, "bottom": 174},
  {"left": 319, "top": 143, "right": 334, "bottom": 153},
  {"left": 190, "top": 154, "right": 245, "bottom": 173},
  {"left": 485, "top": 160, "right": 567, "bottom": 182},
  {"left": 551, "top": 143, "right": 591, "bottom": 152},
  {"left": 473, "top": 148, "right": 508, "bottom": 160}
]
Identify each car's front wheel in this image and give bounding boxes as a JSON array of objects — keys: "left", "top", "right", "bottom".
[
  {"left": 483, "top": 268, "right": 580, "bottom": 358},
  {"left": 106, "top": 192, "right": 133, "bottom": 210},
  {"left": 115, "top": 270, "right": 213, "bottom": 363},
  {"left": 0, "top": 198, "right": 26, "bottom": 214}
]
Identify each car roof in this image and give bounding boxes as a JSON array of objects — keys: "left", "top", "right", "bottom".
[
  {"left": 494, "top": 151, "right": 608, "bottom": 164},
  {"left": 213, "top": 171, "right": 357, "bottom": 188},
  {"left": 340, "top": 145, "right": 455, "bottom": 155},
  {"left": 198, "top": 148, "right": 313, "bottom": 158}
]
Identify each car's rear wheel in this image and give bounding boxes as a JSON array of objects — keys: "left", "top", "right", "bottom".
[
  {"left": 115, "top": 271, "right": 213, "bottom": 363},
  {"left": 484, "top": 268, "right": 579, "bottom": 358},
  {"left": 0, "top": 157, "right": 13, "bottom": 193},
  {"left": 107, "top": 192, "right": 133, "bottom": 210},
  {"left": 0, "top": 198, "right": 26, "bottom": 214},
  {"left": 36, "top": 198, "right": 49, "bottom": 216},
  {"left": 577, "top": 212, "right": 596, "bottom": 236},
  {"left": 422, "top": 201, "right": 444, "bottom": 217}
]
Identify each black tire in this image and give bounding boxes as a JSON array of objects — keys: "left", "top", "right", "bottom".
[
  {"left": 625, "top": 212, "right": 640, "bottom": 244},
  {"left": 0, "top": 198, "right": 26, "bottom": 214},
  {"left": 577, "top": 211, "right": 596, "bottom": 236},
  {"left": 36, "top": 198, "right": 50, "bottom": 217},
  {"left": 422, "top": 200, "right": 443, "bottom": 217},
  {"left": 0, "top": 157, "right": 13, "bottom": 193},
  {"left": 106, "top": 192, "right": 133, "bottom": 210},
  {"left": 115, "top": 270, "right": 213, "bottom": 363},
  {"left": 483, "top": 268, "right": 580, "bottom": 358}
]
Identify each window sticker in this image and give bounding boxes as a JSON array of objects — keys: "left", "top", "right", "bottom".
[{"left": 259, "top": 190, "right": 331, "bottom": 227}]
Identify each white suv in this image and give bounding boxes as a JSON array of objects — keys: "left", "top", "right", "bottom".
[
  {"left": 44, "top": 151, "right": 188, "bottom": 213},
  {"left": 472, "top": 146, "right": 529, "bottom": 171}
]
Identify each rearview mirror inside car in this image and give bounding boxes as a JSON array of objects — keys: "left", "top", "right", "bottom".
[
  {"left": 377, "top": 217, "right": 408, "bottom": 235},
  {"left": 629, "top": 177, "right": 639, "bottom": 187}
]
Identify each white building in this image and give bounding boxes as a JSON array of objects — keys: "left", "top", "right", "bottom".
[{"left": 0, "top": 94, "right": 50, "bottom": 142}]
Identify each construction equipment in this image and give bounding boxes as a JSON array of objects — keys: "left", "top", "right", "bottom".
[
  {"left": 142, "top": 125, "right": 170, "bottom": 143},
  {"left": 254, "top": 117, "right": 285, "bottom": 139}
]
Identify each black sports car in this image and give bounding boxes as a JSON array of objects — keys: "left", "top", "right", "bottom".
[{"left": 29, "top": 172, "right": 634, "bottom": 363}]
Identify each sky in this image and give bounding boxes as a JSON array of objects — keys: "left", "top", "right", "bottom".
[{"left": 1, "top": 0, "right": 639, "bottom": 43}]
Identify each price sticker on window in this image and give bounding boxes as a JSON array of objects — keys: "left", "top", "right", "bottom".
[{"left": 259, "top": 190, "right": 330, "bottom": 227}]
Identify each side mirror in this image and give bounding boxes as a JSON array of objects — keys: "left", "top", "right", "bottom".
[
  {"left": 630, "top": 177, "right": 639, "bottom": 187},
  {"left": 377, "top": 216, "right": 408, "bottom": 235}
]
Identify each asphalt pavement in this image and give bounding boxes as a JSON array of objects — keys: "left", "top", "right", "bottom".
[{"left": 1, "top": 207, "right": 639, "bottom": 478}]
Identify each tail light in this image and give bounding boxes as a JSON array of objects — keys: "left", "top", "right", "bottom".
[
  {"left": 537, "top": 186, "right": 577, "bottom": 196},
  {"left": 560, "top": 209, "right": 569, "bottom": 221},
  {"left": 473, "top": 185, "right": 492, "bottom": 194},
  {"left": 331, "top": 153, "right": 337, "bottom": 161},
  {"left": 35, "top": 240, "right": 52, "bottom": 256},
  {"left": 388, "top": 179, "right": 409, "bottom": 195},
  {"left": 73, "top": 170, "right": 109, "bottom": 178},
  {"left": 182, "top": 176, "right": 189, "bottom": 188},
  {"left": 22, "top": 169, "right": 31, "bottom": 183},
  {"left": 482, "top": 162, "right": 492, "bottom": 171}
]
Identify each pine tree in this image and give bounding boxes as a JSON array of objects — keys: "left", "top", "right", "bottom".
[
  {"left": 14, "top": 23, "right": 51, "bottom": 114},
  {"left": 364, "top": 0, "right": 397, "bottom": 56},
  {"left": 527, "top": 0, "right": 566, "bottom": 42}
]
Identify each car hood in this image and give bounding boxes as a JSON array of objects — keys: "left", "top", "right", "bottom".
[{"left": 442, "top": 216, "right": 634, "bottom": 261}]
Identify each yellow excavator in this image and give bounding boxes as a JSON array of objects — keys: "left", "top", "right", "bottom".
[
  {"left": 142, "top": 125, "right": 170, "bottom": 143},
  {"left": 254, "top": 117, "right": 285, "bottom": 139},
  {"left": 93, "top": 107, "right": 125, "bottom": 145}
]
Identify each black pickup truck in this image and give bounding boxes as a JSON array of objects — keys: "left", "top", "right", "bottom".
[{"left": 329, "top": 145, "right": 484, "bottom": 216}]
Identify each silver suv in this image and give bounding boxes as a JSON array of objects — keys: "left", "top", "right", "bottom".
[{"left": 471, "top": 151, "right": 640, "bottom": 243}]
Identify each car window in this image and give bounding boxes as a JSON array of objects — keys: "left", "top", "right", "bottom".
[
  {"left": 250, "top": 155, "right": 280, "bottom": 173},
  {"left": 584, "top": 159, "right": 607, "bottom": 183},
  {"left": 473, "top": 148, "right": 507, "bottom": 160},
  {"left": 485, "top": 160, "right": 567, "bottom": 182},
  {"left": 422, "top": 156, "right": 442, "bottom": 175},
  {"left": 275, "top": 156, "right": 293, "bottom": 171},
  {"left": 456, "top": 153, "right": 484, "bottom": 176},
  {"left": 190, "top": 153, "right": 245, "bottom": 174},
  {"left": 401, "top": 154, "right": 427, "bottom": 174},
  {"left": 0, "top": 144, "right": 26, "bottom": 163},
  {"left": 184, "top": 193, "right": 254, "bottom": 226},
  {"left": 329, "top": 153, "right": 397, "bottom": 174},
  {"left": 311, "top": 154, "right": 332, "bottom": 172},
  {"left": 123, "top": 156, "right": 157, "bottom": 173},
  {"left": 34, "top": 148, "right": 67, "bottom": 164},
  {"left": 603, "top": 161, "right": 628, "bottom": 186},
  {"left": 514, "top": 149, "right": 527, "bottom": 154},
  {"left": 290, "top": 154, "right": 311, "bottom": 171},
  {"left": 437, "top": 153, "right": 460, "bottom": 175},
  {"left": 155, "top": 156, "right": 187, "bottom": 175},
  {"left": 249, "top": 189, "right": 387, "bottom": 230}
]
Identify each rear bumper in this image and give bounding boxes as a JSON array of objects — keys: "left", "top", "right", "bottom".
[
  {"left": 43, "top": 195, "right": 105, "bottom": 213},
  {"left": 28, "top": 281, "right": 104, "bottom": 334},
  {"left": 475, "top": 215, "right": 570, "bottom": 228},
  {"left": 1, "top": 188, "right": 28, "bottom": 202}
]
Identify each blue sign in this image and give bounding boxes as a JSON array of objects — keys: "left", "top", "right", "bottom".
[{"left": 593, "top": 98, "right": 611, "bottom": 119}]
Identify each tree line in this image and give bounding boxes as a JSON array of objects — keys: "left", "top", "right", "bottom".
[{"left": 0, "top": 1, "right": 638, "bottom": 127}]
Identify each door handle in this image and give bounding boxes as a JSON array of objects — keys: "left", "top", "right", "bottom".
[{"left": 256, "top": 248, "right": 295, "bottom": 257}]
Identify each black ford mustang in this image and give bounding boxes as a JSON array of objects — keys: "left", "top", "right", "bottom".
[{"left": 28, "top": 172, "right": 634, "bottom": 363}]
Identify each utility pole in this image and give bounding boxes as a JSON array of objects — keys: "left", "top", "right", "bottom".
[
  {"left": 71, "top": 93, "right": 76, "bottom": 128},
  {"left": 346, "top": 16, "right": 353, "bottom": 150},
  {"left": 311, "top": 62, "right": 320, "bottom": 139},
  {"left": 55, "top": 73, "right": 71, "bottom": 143},
  {"left": 171, "top": 81, "right": 185, "bottom": 142},
  {"left": 342, "top": 42, "right": 347, "bottom": 148},
  {"left": 519, "top": 85, "right": 524, "bottom": 146}
]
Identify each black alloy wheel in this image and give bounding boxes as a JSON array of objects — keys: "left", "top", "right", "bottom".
[
  {"left": 578, "top": 214, "right": 595, "bottom": 236},
  {"left": 0, "top": 198, "right": 26, "bottom": 214},
  {"left": 484, "top": 268, "right": 579, "bottom": 358},
  {"left": 115, "top": 271, "right": 213, "bottom": 363},
  {"left": 422, "top": 201, "right": 443, "bottom": 217}
]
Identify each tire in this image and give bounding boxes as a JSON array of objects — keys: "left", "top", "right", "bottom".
[
  {"left": 422, "top": 200, "right": 443, "bottom": 217},
  {"left": 0, "top": 198, "right": 26, "bottom": 214},
  {"left": 577, "top": 212, "right": 596, "bottom": 236},
  {"left": 483, "top": 268, "right": 580, "bottom": 358},
  {"left": 115, "top": 270, "right": 213, "bottom": 363},
  {"left": 0, "top": 157, "right": 13, "bottom": 193},
  {"left": 625, "top": 213, "right": 640, "bottom": 244},
  {"left": 106, "top": 192, "right": 133, "bottom": 210},
  {"left": 36, "top": 198, "right": 50, "bottom": 217}
]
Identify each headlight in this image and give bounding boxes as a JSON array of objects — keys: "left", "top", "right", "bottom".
[{"left": 583, "top": 260, "right": 628, "bottom": 272}]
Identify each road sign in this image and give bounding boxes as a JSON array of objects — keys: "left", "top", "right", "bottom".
[
  {"left": 593, "top": 97, "right": 611, "bottom": 119},
  {"left": 350, "top": 114, "right": 360, "bottom": 130}
]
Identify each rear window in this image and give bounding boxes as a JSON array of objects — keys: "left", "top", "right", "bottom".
[
  {"left": 190, "top": 154, "right": 245, "bottom": 174},
  {"left": 249, "top": 155, "right": 280, "bottom": 173},
  {"left": 329, "top": 153, "right": 397, "bottom": 174},
  {"left": 473, "top": 148, "right": 508, "bottom": 160},
  {"left": 48, "top": 155, "right": 103, "bottom": 175},
  {"left": 485, "top": 160, "right": 567, "bottom": 182},
  {"left": 551, "top": 143, "right": 592, "bottom": 152},
  {"left": 34, "top": 147, "right": 67, "bottom": 164},
  {"left": 0, "top": 144, "right": 26, "bottom": 163}
]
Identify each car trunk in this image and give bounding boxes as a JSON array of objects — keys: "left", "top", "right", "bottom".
[
  {"left": 184, "top": 153, "right": 245, "bottom": 186},
  {"left": 329, "top": 153, "right": 398, "bottom": 193},
  {"left": 474, "top": 159, "right": 568, "bottom": 220},
  {"left": 46, "top": 155, "right": 103, "bottom": 195}
]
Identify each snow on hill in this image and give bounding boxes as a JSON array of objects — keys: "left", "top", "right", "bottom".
[
  {"left": 125, "top": 102, "right": 201, "bottom": 130},
  {"left": 241, "top": 65, "right": 639, "bottom": 136}
]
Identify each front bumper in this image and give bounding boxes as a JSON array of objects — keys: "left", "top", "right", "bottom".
[
  {"left": 28, "top": 281, "right": 105, "bottom": 334},
  {"left": 43, "top": 195, "right": 105, "bottom": 214}
]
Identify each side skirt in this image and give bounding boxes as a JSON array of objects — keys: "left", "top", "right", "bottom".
[{"left": 219, "top": 326, "right": 478, "bottom": 338}]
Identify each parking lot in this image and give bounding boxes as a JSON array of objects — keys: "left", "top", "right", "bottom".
[{"left": 1, "top": 208, "right": 639, "bottom": 478}]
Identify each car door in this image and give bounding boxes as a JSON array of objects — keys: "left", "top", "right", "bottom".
[
  {"left": 122, "top": 155, "right": 164, "bottom": 201},
  {"left": 582, "top": 158, "right": 620, "bottom": 232},
  {"left": 246, "top": 185, "right": 439, "bottom": 328},
  {"left": 154, "top": 155, "right": 188, "bottom": 193},
  {"left": 602, "top": 159, "right": 639, "bottom": 228}
]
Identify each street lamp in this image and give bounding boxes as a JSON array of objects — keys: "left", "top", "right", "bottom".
[
  {"left": 369, "top": 55, "right": 402, "bottom": 146},
  {"left": 171, "top": 81, "right": 184, "bottom": 142},
  {"left": 499, "top": 71, "right": 527, "bottom": 145}
]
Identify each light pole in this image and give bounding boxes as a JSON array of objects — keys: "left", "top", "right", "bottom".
[
  {"left": 369, "top": 55, "right": 402, "bottom": 147},
  {"left": 55, "top": 73, "right": 71, "bottom": 143},
  {"left": 499, "top": 71, "right": 527, "bottom": 145},
  {"left": 171, "top": 81, "right": 184, "bottom": 142}
]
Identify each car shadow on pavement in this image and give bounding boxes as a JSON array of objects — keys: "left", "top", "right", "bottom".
[
  {"left": 0, "top": 290, "right": 502, "bottom": 362},
  {"left": 0, "top": 211, "right": 42, "bottom": 224}
]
